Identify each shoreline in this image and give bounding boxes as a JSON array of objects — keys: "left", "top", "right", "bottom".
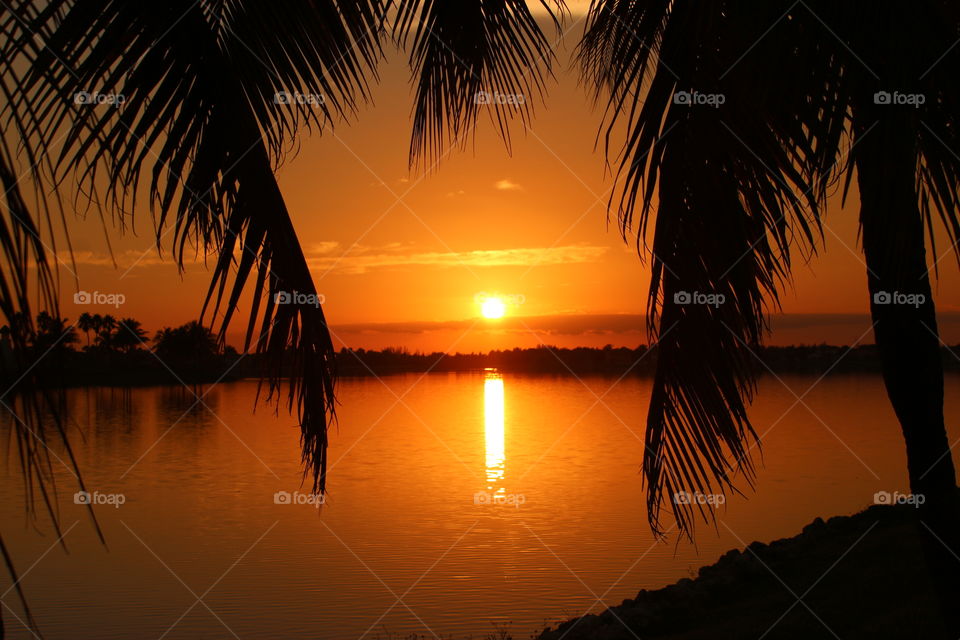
[{"left": 537, "top": 505, "right": 941, "bottom": 639}]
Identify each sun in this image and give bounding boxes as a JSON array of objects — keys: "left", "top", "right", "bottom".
[{"left": 481, "top": 297, "right": 507, "bottom": 319}]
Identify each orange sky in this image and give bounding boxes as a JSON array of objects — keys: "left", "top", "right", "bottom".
[{"left": 47, "top": 17, "right": 960, "bottom": 352}]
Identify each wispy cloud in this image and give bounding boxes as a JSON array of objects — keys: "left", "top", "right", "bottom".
[
  {"left": 307, "top": 243, "right": 608, "bottom": 274},
  {"left": 310, "top": 241, "right": 341, "bottom": 254},
  {"left": 56, "top": 241, "right": 608, "bottom": 276},
  {"left": 57, "top": 249, "right": 167, "bottom": 269},
  {"left": 494, "top": 178, "right": 522, "bottom": 191}
]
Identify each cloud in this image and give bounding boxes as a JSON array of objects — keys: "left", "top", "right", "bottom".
[
  {"left": 494, "top": 178, "right": 522, "bottom": 191},
  {"left": 310, "top": 241, "right": 341, "bottom": 254},
  {"left": 57, "top": 249, "right": 167, "bottom": 269},
  {"left": 58, "top": 241, "right": 609, "bottom": 277},
  {"left": 308, "top": 243, "right": 608, "bottom": 275}
]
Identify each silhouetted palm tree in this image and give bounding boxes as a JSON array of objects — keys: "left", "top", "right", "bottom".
[
  {"left": 154, "top": 321, "right": 220, "bottom": 360},
  {"left": 89, "top": 313, "right": 104, "bottom": 345},
  {"left": 95, "top": 314, "right": 118, "bottom": 350},
  {"left": 77, "top": 312, "right": 95, "bottom": 347},
  {"left": 0, "top": 3, "right": 560, "bottom": 630},
  {"left": 0, "top": 0, "right": 560, "bottom": 490},
  {"left": 13, "top": 0, "right": 958, "bottom": 635},
  {"left": 113, "top": 318, "right": 148, "bottom": 353},
  {"left": 33, "top": 312, "right": 78, "bottom": 353},
  {"left": 579, "top": 0, "right": 960, "bottom": 631}
]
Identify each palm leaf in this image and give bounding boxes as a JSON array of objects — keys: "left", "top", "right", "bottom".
[
  {"left": 391, "top": 0, "right": 566, "bottom": 164},
  {"left": 0, "top": 11, "right": 107, "bottom": 633},
  {"left": 6, "top": 0, "right": 383, "bottom": 497},
  {"left": 579, "top": 0, "right": 847, "bottom": 538}
]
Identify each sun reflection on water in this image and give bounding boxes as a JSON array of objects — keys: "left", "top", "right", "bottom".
[{"left": 484, "top": 371, "right": 505, "bottom": 495}]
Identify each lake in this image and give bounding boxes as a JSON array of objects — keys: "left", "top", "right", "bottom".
[{"left": 2, "top": 372, "right": 959, "bottom": 639}]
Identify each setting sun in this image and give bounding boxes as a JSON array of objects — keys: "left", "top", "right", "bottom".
[{"left": 481, "top": 297, "right": 506, "bottom": 319}]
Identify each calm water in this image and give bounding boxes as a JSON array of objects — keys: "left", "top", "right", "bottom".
[{"left": 2, "top": 372, "right": 959, "bottom": 639}]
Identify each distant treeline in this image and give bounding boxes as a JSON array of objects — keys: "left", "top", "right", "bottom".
[
  {"left": 2, "top": 313, "right": 240, "bottom": 388},
  {"left": 328, "top": 344, "right": 960, "bottom": 378},
  {"left": 5, "top": 312, "right": 959, "bottom": 388}
]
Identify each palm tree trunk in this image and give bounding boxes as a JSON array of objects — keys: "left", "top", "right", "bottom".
[{"left": 855, "top": 105, "right": 960, "bottom": 636}]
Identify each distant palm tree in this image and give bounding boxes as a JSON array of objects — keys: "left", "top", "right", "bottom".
[
  {"left": 113, "top": 318, "right": 148, "bottom": 353},
  {"left": 77, "top": 312, "right": 95, "bottom": 347},
  {"left": 33, "top": 312, "right": 78, "bottom": 353},
  {"left": 95, "top": 314, "right": 118, "bottom": 350},
  {"left": 90, "top": 313, "right": 104, "bottom": 344},
  {"left": 578, "top": 0, "right": 960, "bottom": 631},
  {"left": 153, "top": 321, "right": 220, "bottom": 360}
]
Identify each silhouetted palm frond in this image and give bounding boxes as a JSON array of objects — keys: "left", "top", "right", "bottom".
[
  {"left": 582, "top": 0, "right": 960, "bottom": 540},
  {"left": 579, "top": 0, "right": 853, "bottom": 537},
  {"left": 391, "top": 0, "right": 566, "bottom": 164},
  {"left": 0, "top": 135, "right": 107, "bottom": 638},
  {"left": 820, "top": 0, "right": 960, "bottom": 273},
  {"left": 3, "top": 0, "right": 383, "bottom": 497}
]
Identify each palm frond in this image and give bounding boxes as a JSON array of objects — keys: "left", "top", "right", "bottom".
[
  {"left": 579, "top": 0, "right": 845, "bottom": 538},
  {"left": 0, "top": 11, "right": 112, "bottom": 631},
  {"left": 391, "top": 0, "right": 566, "bottom": 164},
  {"left": 6, "top": 0, "right": 383, "bottom": 496}
]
